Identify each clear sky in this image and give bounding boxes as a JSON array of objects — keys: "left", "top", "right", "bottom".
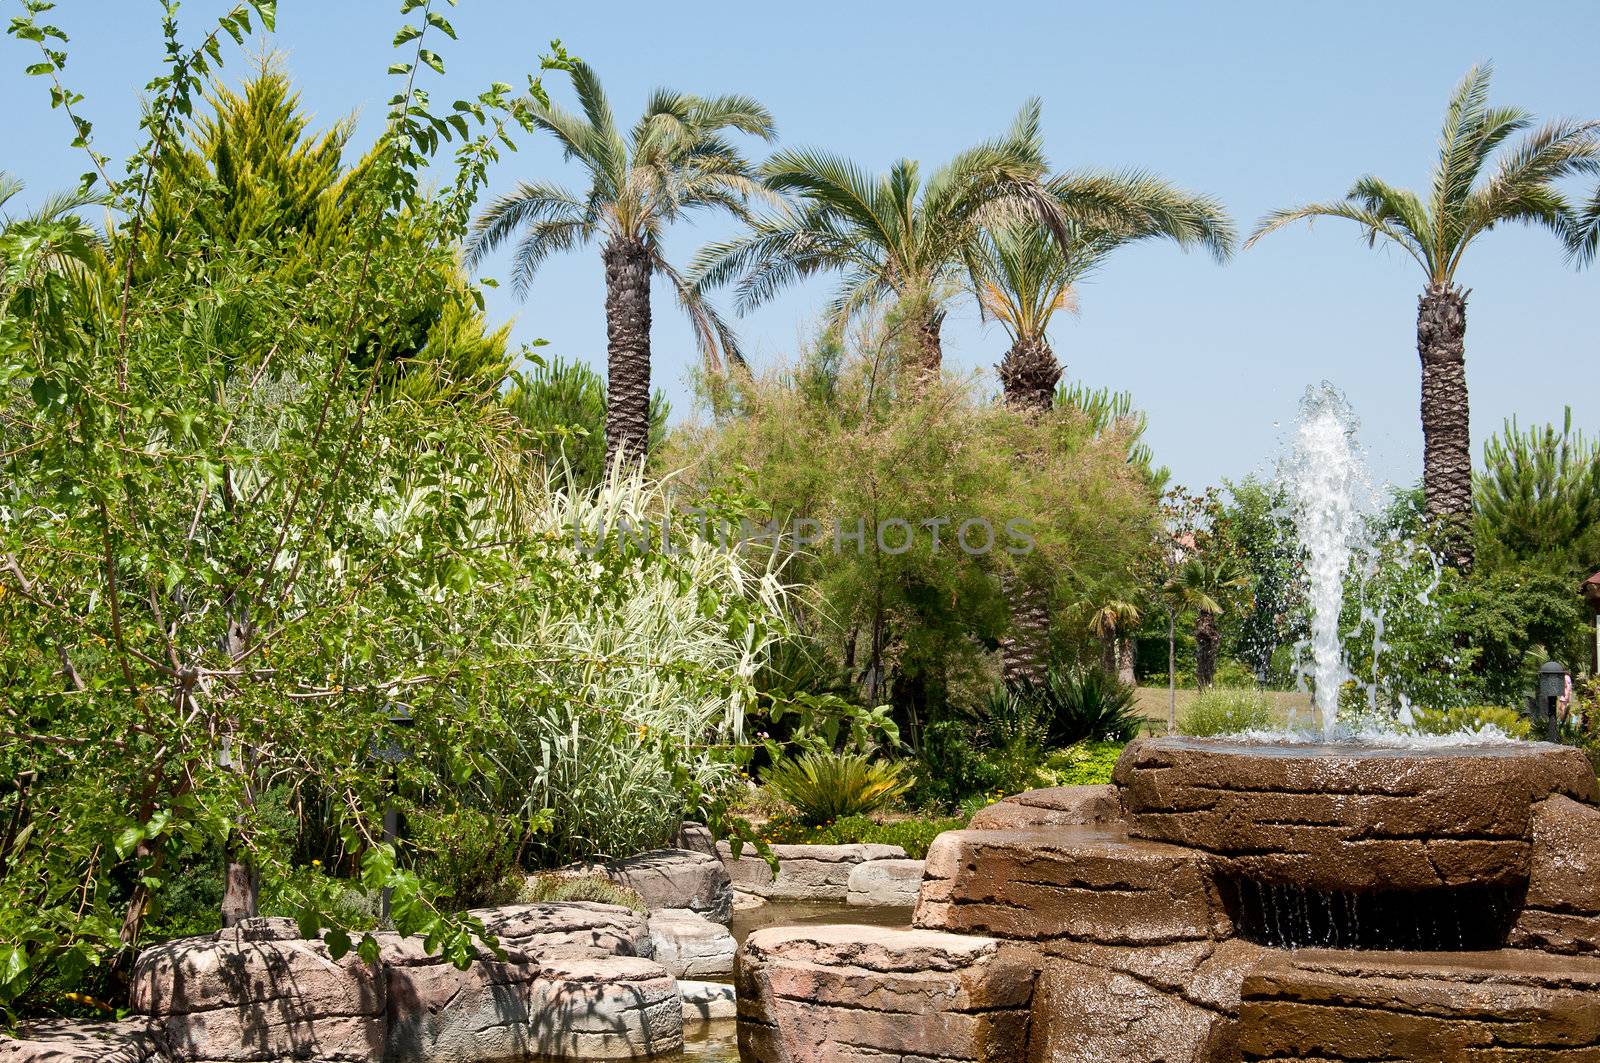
[{"left": 4, "top": 0, "right": 1596, "bottom": 490}]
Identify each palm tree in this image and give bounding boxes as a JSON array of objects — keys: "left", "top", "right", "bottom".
[
  {"left": 1164, "top": 555, "right": 1251, "bottom": 691},
  {"left": 976, "top": 186, "right": 1234, "bottom": 412},
  {"left": 1571, "top": 186, "right": 1600, "bottom": 264},
  {"left": 692, "top": 102, "right": 1069, "bottom": 382},
  {"left": 467, "top": 61, "right": 776, "bottom": 467},
  {"left": 1088, "top": 598, "right": 1143, "bottom": 688},
  {"left": 1248, "top": 65, "right": 1599, "bottom": 570}
]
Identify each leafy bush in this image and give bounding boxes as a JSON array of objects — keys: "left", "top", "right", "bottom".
[
  {"left": 1023, "top": 668, "right": 1142, "bottom": 745},
  {"left": 408, "top": 807, "right": 524, "bottom": 911},
  {"left": 1043, "top": 741, "right": 1129, "bottom": 786},
  {"left": 519, "top": 873, "right": 647, "bottom": 914},
  {"left": 1405, "top": 705, "right": 1533, "bottom": 740},
  {"left": 907, "top": 720, "right": 1003, "bottom": 811},
  {"left": 757, "top": 814, "right": 967, "bottom": 860},
  {"left": 1179, "top": 689, "right": 1273, "bottom": 736},
  {"left": 762, "top": 751, "right": 912, "bottom": 825}
]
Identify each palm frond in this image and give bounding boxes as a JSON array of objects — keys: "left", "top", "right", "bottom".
[
  {"left": 1568, "top": 185, "right": 1600, "bottom": 266},
  {"left": 465, "top": 180, "right": 591, "bottom": 269},
  {"left": 652, "top": 252, "right": 745, "bottom": 373}
]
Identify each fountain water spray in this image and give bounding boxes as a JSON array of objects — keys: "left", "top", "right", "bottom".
[{"left": 1284, "top": 385, "right": 1368, "bottom": 733}]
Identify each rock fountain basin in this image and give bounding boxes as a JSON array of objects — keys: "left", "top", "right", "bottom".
[{"left": 1114, "top": 735, "right": 1597, "bottom": 891}]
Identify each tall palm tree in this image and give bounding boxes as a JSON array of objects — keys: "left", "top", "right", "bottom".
[
  {"left": 1248, "top": 65, "right": 1599, "bottom": 570},
  {"left": 976, "top": 183, "right": 1234, "bottom": 411},
  {"left": 467, "top": 61, "right": 776, "bottom": 467},
  {"left": 692, "top": 102, "right": 1069, "bottom": 382},
  {"left": 1164, "top": 555, "right": 1251, "bottom": 691}
]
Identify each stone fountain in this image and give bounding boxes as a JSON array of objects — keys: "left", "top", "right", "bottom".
[
  {"left": 737, "top": 737, "right": 1600, "bottom": 1062},
  {"left": 738, "top": 389, "right": 1600, "bottom": 1061}
]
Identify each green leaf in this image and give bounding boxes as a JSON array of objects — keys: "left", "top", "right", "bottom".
[{"left": 392, "top": 24, "right": 420, "bottom": 46}]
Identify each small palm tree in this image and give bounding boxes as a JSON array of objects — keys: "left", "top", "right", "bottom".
[
  {"left": 1087, "top": 598, "right": 1143, "bottom": 687},
  {"left": 976, "top": 183, "right": 1234, "bottom": 411},
  {"left": 1164, "top": 555, "right": 1251, "bottom": 691},
  {"left": 1248, "top": 66, "right": 1599, "bottom": 570},
  {"left": 467, "top": 61, "right": 776, "bottom": 467},
  {"left": 691, "top": 102, "right": 1058, "bottom": 381}
]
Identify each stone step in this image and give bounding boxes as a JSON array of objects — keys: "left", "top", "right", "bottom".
[{"left": 735, "top": 923, "right": 1036, "bottom": 1062}]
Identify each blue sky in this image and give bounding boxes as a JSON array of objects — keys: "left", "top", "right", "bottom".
[{"left": 4, "top": 0, "right": 1596, "bottom": 490}]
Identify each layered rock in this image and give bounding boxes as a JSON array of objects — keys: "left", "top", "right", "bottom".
[
  {"left": 572, "top": 849, "right": 733, "bottom": 925},
  {"left": 1115, "top": 736, "right": 1597, "bottom": 891},
  {"left": 845, "top": 858, "right": 925, "bottom": 907},
  {"left": 1510, "top": 795, "right": 1600, "bottom": 955},
  {"left": 0, "top": 1020, "right": 167, "bottom": 1063},
  {"left": 1239, "top": 949, "right": 1600, "bottom": 1060},
  {"left": 967, "top": 784, "right": 1119, "bottom": 831},
  {"left": 914, "top": 826, "right": 1232, "bottom": 947},
  {"left": 719, "top": 842, "right": 907, "bottom": 902},
  {"left": 737, "top": 924, "right": 1036, "bottom": 1062},
  {"left": 678, "top": 980, "right": 737, "bottom": 1023},
  {"left": 647, "top": 908, "right": 736, "bottom": 978},
  {"left": 129, "top": 933, "right": 385, "bottom": 1062}
]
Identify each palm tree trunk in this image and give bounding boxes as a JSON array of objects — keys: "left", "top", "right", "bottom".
[
  {"left": 999, "top": 572, "right": 1049, "bottom": 687},
  {"left": 603, "top": 237, "right": 653, "bottom": 470},
  {"left": 997, "top": 333, "right": 1062, "bottom": 413},
  {"left": 903, "top": 306, "right": 946, "bottom": 384},
  {"left": 1416, "top": 284, "right": 1473, "bottom": 570},
  {"left": 1117, "top": 636, "right": 1137, "bottom": 689},
  {"left": 1195, "top": 609, "right": 1220, "bottom": 690}
]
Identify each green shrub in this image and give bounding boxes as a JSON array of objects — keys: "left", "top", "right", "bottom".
[
  {"left": 1179, "top": 689, "right": 1273, "bottom": 736},
  {"left": 518, "top": 873, "right": 647, "bottom": 914},
  {"left": 909, "top": 720, "right": 1003, "bottom": 810},
  {"left": 1406, "top": 705, "right": 1533, "bottom": 740},
  {"left": 1023, "top": 668, "right": 1141, "bottom": 745},
  {"left": 408, "top": 807, "right": 524, "bottom": 911},
  {"left": 1042, "top": 741, "right": 1129, "bottom": 786},
  {"left": 762, "top": 751, "right": 913, "bottom": 826},
  {"left": 757, "top": 814, "right": 966, "bottom": 860}
]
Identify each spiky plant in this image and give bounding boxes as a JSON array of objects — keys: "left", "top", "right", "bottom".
[
  {"left": 761, "top": 751, "right": 911, "bottom": 826},
  {"left": 1248, "top": 65, "right": 1600, "bottom": 570},
  {"left": 691, "top": 101, "right": 1061, "bottom": 382},
  {"left": 976, "top": 179, "right": 1233, "bottom": 412},
  {"left": 467, "top": 61, "right": 776, "bottom": 467}
]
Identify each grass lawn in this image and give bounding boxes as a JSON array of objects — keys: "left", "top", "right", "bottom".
[{"left": 1132, "top": 686, "right": 1315, "bottom": 731}]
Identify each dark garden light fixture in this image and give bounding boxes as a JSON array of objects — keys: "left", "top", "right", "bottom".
[
  {"left": 369, "top": 702, "right": 415, "bottom": 919},
  {"left": 1537, "top": 661, "right": 1570, "bottom": 742}
]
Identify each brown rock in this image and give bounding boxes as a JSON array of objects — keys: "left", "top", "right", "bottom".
[
  {"left": 129, "top": 936, "right": 384, "bottom": 1062},
  {"left": 718, "top": 842, "right": 907, "bottom": 903},
  {"left": 471, "top": 901, "right": 651, "bottom": 962},
  {"left": 571, "top": 849, "right": 733, "bottom": 924},
  {"left": 385, "top": 953, "right": 681, "bottom": 1062},
  {"left": 913, "top": 826, "right": 1232, "bottom": 947},
  {"left": 672, "top": 821, "right": 718, "bottom": 859},
  {"left": 0, "top": 1020, "right": 167, "bottom": 1063},
  {"left": 1027, "top": 958, "right": 1239, "bottom": 1063},
  {"left": 1510, "top": 795, "right": 1600, "bottom": 955},
  {"left": 1239, "top": 949, "right": 1600, "bottom": 1061},
  {"left": 736, "top": 924, "right": 1037, "bottom": 1062},
  {"left": 968, "top": 785, "right": 1120, "bottom": 831},
  {"left": 1115, "top": 736, "right": 1596, "bottom": 890}
]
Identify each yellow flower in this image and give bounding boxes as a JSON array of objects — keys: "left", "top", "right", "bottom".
[{"left": 311, "top": 859, "right": 322, "bottom": 867}]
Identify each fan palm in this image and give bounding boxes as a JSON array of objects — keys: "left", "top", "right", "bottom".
[
  {"left": 1164, "top": 555, "right": 1250, "bottom": 691},
  {"left": 977, "top": 182, "right": 1233, "bottom": 411},
  {"left": 467, "top": 61, "right": 776, "bottom": 467},
  {"left": 1247, "top": 65, "right": 1600, "bottom": 570},
  {"left": 692, "top": 101, "right": 1068, "bottom": 382}
]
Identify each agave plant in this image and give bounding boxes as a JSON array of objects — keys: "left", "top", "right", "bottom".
[
  {"left": 1248, "top": 65, "right": 1600, "bottom": 570},
  {"left": 762, "top": 750, "right": 912, "bottom": 826},
  {"left": 1016, "top": 667, "right": 1143, "bottom": 746}
]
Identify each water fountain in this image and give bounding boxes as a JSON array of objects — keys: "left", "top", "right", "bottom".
[{"left": 737, "top": 389, "right": 1600, "bottom": 1063}]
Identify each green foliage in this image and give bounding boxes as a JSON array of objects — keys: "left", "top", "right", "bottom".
[
  {"left": 761, "top": 751, "right": 912, "bottom": 826},
  {"left": 1178, "top": 688, "right": 1273, "bottom": 736},
  {"left": 1404, "top": 705, "right": 1534, "bottom": 740},
  {"left": 1475, "top": 408, "right": 1600, "bottom": 577},
  {"left": 663, "top": 311, "right": 1160, "bottom": 727},
  {"left": 407, "top": 807, "right": 525, "bottom": 911},
  {"left": 1023, "top": 668, "right": 1142, "bottom": 745},
  {"left": 756, "top": 814, "right": 966, "bottom": 860},
  {"left": 1215, "top": 477, "right": 1306, "bottom": 684},
  {"left": 503, "top": 353, "right": 669, "bottom": 490},
  {"left": 518, "top": 873, "right": 647, "bottom": 914},
  {"left": 907, "top": 720, "right": 1004, "bottom": 811},
  {"left": 1040, "top": 740, "right": 1128, "bottom": 786}
]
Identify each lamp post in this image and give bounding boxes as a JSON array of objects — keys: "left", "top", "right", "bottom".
[{"left": 1537, "top": 661, "right": 1570, "bottom": 743}]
